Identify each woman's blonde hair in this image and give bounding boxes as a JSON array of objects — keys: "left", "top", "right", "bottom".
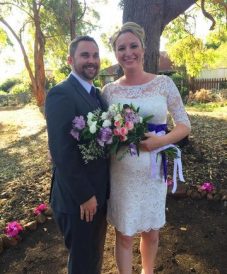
[{"left": 111, "top": 22, "right": 145, "bottom": 51}]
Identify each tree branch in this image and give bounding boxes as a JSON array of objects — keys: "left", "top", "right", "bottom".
[
  {"left": 78, "top": 0, "right": 87, "bottom": 21},
  {"left": 0, "top": 18, "right": 35, "bottom": 86},
  {"left": 162, "top": 0, "right": 196, "bottom": 31},
  {"left": 0, "top": 2, "right": 34, "bottom": 20},
  {"left": 201, "top": 0, "right": 215, "bottom": 30}
]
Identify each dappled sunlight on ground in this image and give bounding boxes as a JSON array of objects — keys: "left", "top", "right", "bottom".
[{"left": 0, "top": 104, "right": 46, "bottom": 140}]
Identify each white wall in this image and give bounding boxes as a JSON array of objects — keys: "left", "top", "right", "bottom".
[{"left": 197, "top": 68, "right": 227, "bottom": 79}]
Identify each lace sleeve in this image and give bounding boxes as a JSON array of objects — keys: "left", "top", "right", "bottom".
[{"left": 166, "top": 76, "right": 191, "bottom": 129}]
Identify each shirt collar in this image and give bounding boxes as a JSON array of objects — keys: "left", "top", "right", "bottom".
[{"left": 70, "top": 71, "right": 94, "bottom": 93}]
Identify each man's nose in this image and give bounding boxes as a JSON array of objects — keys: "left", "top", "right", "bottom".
[{"left": 87, "top": 56, "right": 97, "bottom": 63}]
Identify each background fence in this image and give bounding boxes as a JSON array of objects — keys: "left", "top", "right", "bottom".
[{"left": 189, "top": 78, "right": 227, "bottom": 92}]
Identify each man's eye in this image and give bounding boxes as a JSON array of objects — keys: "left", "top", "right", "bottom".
[
  {"left": 81, "top": 53, "right": 89, "bottom": 58},
  {"left": 93, "top": 53, "right": 99, "bottom": 59}
]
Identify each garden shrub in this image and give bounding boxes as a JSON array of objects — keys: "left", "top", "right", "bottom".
[
  {"left": 10, "top": 83, "right": 30, "bottom": 94},
  {"left": 0, "top": 78, "right": 22, "bottom": 92},
  {"left": 219, "top": 81, "right": 227, "bottom": 89},
  {"left": 188, "top": 88, "right": 221, "bottom": 104},
  {"left": 170, "top": 72, "right": 189, "bottom": 101},
  {"left": 45, "top": 75, "right": 57, "bottom": 90},
  {"left": 0, "top": 90, "right": 7, "bottom": 95},
  {"left": 94, "top": 78, "right": 102, "bottom": 88},
  {"left": 220, "top": 89, "right": 227, "bottom": 99}
]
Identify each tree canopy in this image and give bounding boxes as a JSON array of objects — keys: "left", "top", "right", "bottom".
[
  {"left": 163, "top": 1, "right": 227, "bottom": 77},
  {"left": 0, "top": 0, "right": 100, "bottom": 106}
]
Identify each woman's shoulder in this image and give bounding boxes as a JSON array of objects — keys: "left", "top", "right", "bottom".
[{"left": 102, "top": 80, "right": 120, "bottom": 93}]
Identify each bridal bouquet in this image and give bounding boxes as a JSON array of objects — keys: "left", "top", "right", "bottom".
[
  {"left": 70, "top": 108, "right": 112, "bottom": 163},
  {"left": 107, "top": 103, "right": 153, "bottom": 159},
  {"left": 70, "top": 103, "right": 152, "bottom": 163}
]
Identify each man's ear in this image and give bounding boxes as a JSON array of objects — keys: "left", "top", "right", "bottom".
[{"left": 67, "top": 56, "right": 72, "bottom": 65}]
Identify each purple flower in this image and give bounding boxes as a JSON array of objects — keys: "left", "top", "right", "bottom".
[
  {"left": 70, "top": 129, "right": 80, "bottom": 141},
  {"left": 72, "top": 116, "right": 85, "bottom": 130},
  {"left": 129, "top": 143, "right": 137, "bottom": 156},
  {"left": 124, "top": 112, "right": 140, "bottom": 124},
  {"left": 97, "top": 127, "right": 113, "bottom": 147}
]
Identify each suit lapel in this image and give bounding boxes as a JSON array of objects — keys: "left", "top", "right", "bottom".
[
  {"left": 67, "top": 74, "right": 99, "bottom": 108},
  {"left": 67, "top": 74, "right": 107, "bottom": 111}
]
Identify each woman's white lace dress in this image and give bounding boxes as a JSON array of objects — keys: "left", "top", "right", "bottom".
[{"left": 102, "top": 75, "right": 191, "bottom": 236}]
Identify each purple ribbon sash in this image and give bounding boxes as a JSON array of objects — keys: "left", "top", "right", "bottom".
[
  {"left": 147, "top": 123, "right": 185, "bottom": 193},
  {"left": 148, "top": 123, "right": 168, "bottom": 182}
]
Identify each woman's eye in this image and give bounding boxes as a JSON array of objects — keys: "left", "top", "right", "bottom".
[
  {"left": 131, "top": 44, "right": 138, "bottom": 49},
  {"left": 118, "top": 47, "right": 125, "bottom": 51}
]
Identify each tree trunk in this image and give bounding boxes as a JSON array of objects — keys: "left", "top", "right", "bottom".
[
  {"left": 68, "top": 0, "right": 77, "bottom": 40},
  {"left": 0, "top": 2, "right": 46, "bottom": 107},
  {"left": 123, "top": 0, "right": 196, "bottom": 73},
  {"left": 33, "top": 0, "right": 46, "bottom": 107}
]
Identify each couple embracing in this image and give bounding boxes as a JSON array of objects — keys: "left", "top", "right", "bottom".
[{"left": 45, "top": 22, "right": 191, "bottom": 274}]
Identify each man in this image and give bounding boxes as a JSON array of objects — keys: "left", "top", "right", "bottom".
[{"left": 45, "top": 36, "right": 109, "bottom": 274}]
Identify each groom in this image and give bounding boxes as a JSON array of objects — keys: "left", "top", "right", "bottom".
[{"left": 45, "top": 36, "right": 109, "bottom": 274}]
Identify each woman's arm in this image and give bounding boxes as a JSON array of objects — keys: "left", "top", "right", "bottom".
[{"left": 140, "top": 123, "right": 190, "bottom": 151}]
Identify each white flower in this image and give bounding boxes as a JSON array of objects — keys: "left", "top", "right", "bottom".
[
  {"left": 102, "top": 119, "right": 111, "bottom": 127},
  {"left": 139, "top": 116, "right": 143, "bottom": 123},
  {"left": 101, "top": 112, "right": 108, "bottom": 120},
  {"left": 89, "top": 121, "right": 97, "bottom": 134},
  {"left": 108, "top": 104, "right": 117, "bottom": 112},
  {"left": 87, "top": 119, "right": 93, "bottom": 127},
  {"left": 87, "top": 112, "right": 94, "bottom": 120},
  {"left": 114, "top": 114, "right": 122, "bottom": 122}
]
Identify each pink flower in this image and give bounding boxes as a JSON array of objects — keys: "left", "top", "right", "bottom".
[
  {"left": 167, "top": 178, "right": 173, "bottom": 186},
  {"left": 199, "top": 182, "right": 214, "bottom": 193},
  {"left": 34, "top": 203, "right": 48, "bottom": 215},
  {"left": 113, "top": 128, "right": 121, "bottom": 136},
  {"left": 5, "top": 221, "right": 23, "bottom": 238},
  {"left": 125, "top": 121, "right": 134, "bottom": 130},
  {"left": 120, "top": 135, "right": 128, "bottom": 142},
  {"left": 114, "top": 120, "right": 121, "bottom": 127},
  {"left": 119, "top": 127, "right": 128, "bottom": 136}
]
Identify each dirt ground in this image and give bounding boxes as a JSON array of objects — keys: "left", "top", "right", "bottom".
[{"left": 0, "top": 104, "right": 227, "bottom": 274}]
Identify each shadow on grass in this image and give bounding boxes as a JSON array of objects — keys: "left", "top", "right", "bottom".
[
  {"left": 0, "top": 126, "right": 47, "bottom": 191},
  {"left": 0, "top": 105, "right": 28, "bottom": 112}
]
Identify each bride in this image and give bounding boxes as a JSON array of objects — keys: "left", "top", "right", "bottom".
[{"left": 102, "top": 22, "right": 191, "bottom": 274}]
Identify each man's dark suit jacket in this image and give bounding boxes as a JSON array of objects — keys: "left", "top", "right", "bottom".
[{"left": 45, "top": 74, "right": 109, "bottom": 213}]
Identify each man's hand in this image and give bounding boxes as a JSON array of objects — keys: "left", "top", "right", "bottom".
[{"left": 80, "top": 196, "right": 97, "bottom": 222}]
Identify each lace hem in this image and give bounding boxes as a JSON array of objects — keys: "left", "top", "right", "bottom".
[{"left": 107, "top": 217, "right": 166, "bottom": 236}]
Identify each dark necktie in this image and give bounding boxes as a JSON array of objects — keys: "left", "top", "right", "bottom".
[{"left": 90, "top": 86, "right": 100, "bottom": 107}]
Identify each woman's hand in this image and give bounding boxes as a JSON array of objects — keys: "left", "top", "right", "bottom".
[
  {"left": 140, "top": 124, "right": 191, "bottom": 152},
  {"left": 140, "top": 132, "right": 165, "bottom": 152}
]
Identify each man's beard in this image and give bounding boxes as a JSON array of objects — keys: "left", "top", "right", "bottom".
[{"left": 74, "top": 64, "right": 99, "bottom": 81}]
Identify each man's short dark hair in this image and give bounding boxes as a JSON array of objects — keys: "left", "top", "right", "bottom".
[{"left": 69, "top": 35, "right": 98, "bottom": 57}]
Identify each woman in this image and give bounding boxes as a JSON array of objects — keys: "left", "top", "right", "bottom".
[{"left": 102, "top": 22, "right": 191, "bottom": 274}]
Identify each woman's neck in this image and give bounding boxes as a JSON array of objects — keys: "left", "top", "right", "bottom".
[{"left": 120, "top": 69, "right": 154, "bottom": 86}]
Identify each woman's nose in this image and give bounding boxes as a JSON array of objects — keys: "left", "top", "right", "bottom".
[{"left": 124, "top": 47, "right": 132, "bottom": 55}]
